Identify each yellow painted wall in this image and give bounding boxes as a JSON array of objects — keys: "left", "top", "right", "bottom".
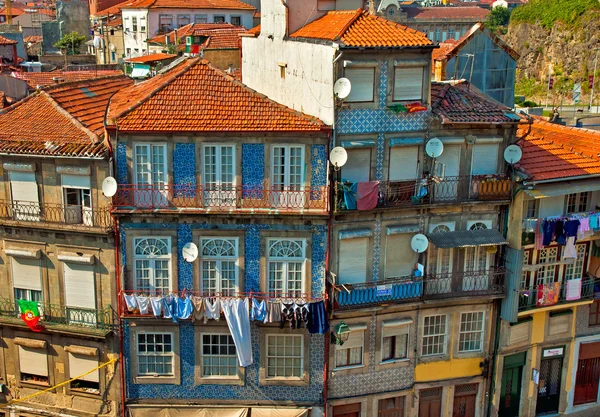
[{"left": 415, "top": 357, "right": 482, "bottom": 382}]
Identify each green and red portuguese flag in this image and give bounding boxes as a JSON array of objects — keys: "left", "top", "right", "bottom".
[{"left": 17, "top": 299, "right": 44, "bottom": 332}]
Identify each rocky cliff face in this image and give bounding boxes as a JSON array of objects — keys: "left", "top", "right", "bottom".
[{"left": 505, "top": 12, "right": 600, "bottom": 83}]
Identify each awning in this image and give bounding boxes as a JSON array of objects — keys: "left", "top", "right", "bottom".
[
  {"left": 428, "top": 229, "right": 508, "bottom": 248},
  {"left": 128, "top": 408, "right": 309, "bottom": 417},
  {"left": 131, "top": 64, "right": 151, "bottom": 79},
  {"left": 524, "top": 179, "right": 600, "bottom": 199},
  {"left": 252, "top": 409, "right": 309, "bottom": 417}
]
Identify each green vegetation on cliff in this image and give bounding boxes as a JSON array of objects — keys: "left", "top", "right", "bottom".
[{"left": 510, "top": 0, "right": 600, "bottom": 29}]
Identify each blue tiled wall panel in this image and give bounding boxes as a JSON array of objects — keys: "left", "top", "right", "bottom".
[
  {"left": 310, "top": 145, "right": 327, "bottom": 201},
  {"left": 173, "top": 143, "right": 196, "bottom": 198},
  {"left": 337, "top": 109, "right": 428, "bottom": 135},
  {"left": 117, "top": 142, "right": 128, "bottom": 185},
  {"left": 242, "top": 144, "right": 265, "bottom": 198},
  {"left": 177, "top": 223, "right": 193, "bottom": 290}
]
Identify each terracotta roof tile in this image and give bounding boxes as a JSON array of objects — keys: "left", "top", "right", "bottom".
[
  {"left": 122, "top": 0, "right": 254, "bottom": 9},
  {"left": 107, "top": 58, "right": 327, "bottom": 132},
  {"left": 290, "top": 9, "right": 433, "bottom": 48},
  {"left": 24, "top": 35, "right": 43, "bottom": 43},
  {"left": 12, "top": 70, "right": 125, "bottom": 89},
  {"left": 0, "top": 91, "right": 4, "bottom": 109},
  {"left": 0, "top": 35, "right": 17, "bottom": 45},
  {"left": 147, "top": 23, "right": 246, "bottom": 50},
  {"left": 516, "top": 120, "right": 600, "bottom": 181},
  {"left": 95, "top": 0, "right": 130, "bottom": 16},
  {"left": 245, "top": 24, "right": 260, "bottom": 36},
  {"left": 405, "top": 6, "right": 490, "bottom": 20},
  {"left": 126, "top": 53, "right": 177, "bottom": 63},
  {"left": 431, "top": 80, "right": 520, "bottom": 124},
  {"left": 0, "top": 75, "right": 133, "bottom": 157}
]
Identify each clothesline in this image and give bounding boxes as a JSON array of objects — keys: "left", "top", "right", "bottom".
[{"left": 120, "top": 290, "right": 326, "bottom": 303}]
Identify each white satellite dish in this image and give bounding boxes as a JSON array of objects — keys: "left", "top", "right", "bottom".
[
  {"left": 182, "top": 242, "right": 199, "bottom": 263},
  {"left": 504, "top": 144, "right": 523, "bottom": 164},
  {"left": 329, "top": 146, "right": 348, "bottom": 168},
  {"left": 410, "top": 234, "right": 429, "bottom": 253},
  {"left": 102, "top": 177, "right": 118, "bottom": 197},
  {"left": 425, "top": 138, "right": 444, "bottom": 158},
  {"left": 334, "top": 77, "right": 352, "bottom": 99}
]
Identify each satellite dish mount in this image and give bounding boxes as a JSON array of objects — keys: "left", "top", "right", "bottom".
[{"left": 329, "top": 146, "right": 348, "bottom": 171}]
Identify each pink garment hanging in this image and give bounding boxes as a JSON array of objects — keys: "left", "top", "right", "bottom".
[
  {"left": 357, "top": 181, "right": 379, "bottom": 211},
  {"left": 534, "top": 219, "right": 544, "bottom": 250}
]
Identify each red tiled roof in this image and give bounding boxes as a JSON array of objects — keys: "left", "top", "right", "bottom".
[
  {"left": 516, "top": 120, "right": 600, "bottom": 181},
  {"left": 0, "top": 35, "right": 17, "bottom": 45},
  {"left": 291, "top": 9, "right": 432, "bottom": 48},
  {"left": 245, "top": 24, "right": 260, "bottom": 36},
  {"left": 431, "top": 38, "right": 457, "bottom": 62},
  {"left": 0, "top": 91, "right": 4, "bottom": 109},
  {"left": 122, "top": 0, "right": 254, "bottom": 10},
  {"left": 126, "top": 53, "right": 177, "bottom": 63},
  {"left": 95, "top": 0, "right": 129, "bottom": 15},
  {"left": 11, "top": 70, "right": 124, "bottom": 89},
  {"left": 24, "top": 35, "right": 43, "bottom": 43},
  {"left": 147, "top": 23, "right": 246, "bottom": 50},
  {"left": 406, "top": 6, "right": 490, "bottom": 20},
  {"left": 431, "top": 80, "right": 520, "bottom": 124},
  {"left": 107, "top": 16, "right": 123, "bottom": 27},
  {"left": 0, "top": 75, "right": 133, "bottom": 157},
  {"left": 107, "top": 58, "right": 327, "bottom": 132}
]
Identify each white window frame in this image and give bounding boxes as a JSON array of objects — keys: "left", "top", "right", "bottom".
[
  {"left": 133, "top": 237, "right": 172, "bottom": 293},
  {"left": 334, "top": 329, "right": 365, "bottom": 369},
  {"left": 466, "top": 220, "right": 492, "bottom": 230},
  {"left": 422, "top": 314, "right": 447, "bottom": 356},
  {"left": 564, "top": 244, "right": 587, "bottom": 281},
  {"left": 271, "top": 145, "right": 305, "bottom": 190},
  {"left": 344, "top": 66, "right": 375, "bottom": 103},
  {"left": 136, "top": 332, "right": 174, "bottom": 376},
  {"left": 380, "top": 322, "right": 409, "bottom": 363},
  {"left": 265, "top": 334, "right": 304, "bottom": 379},
  {"left": 428, "top": 222, "right": 455, "bottom": 233},
  {"left": 133, "top": 143, "right": 167, "bottom": 187},
  {"left": 199, "top": 237, "right": 239, "bottom": 295},
  {"left": 535, "top": 247, "right": 558, "bottom": 286},
  {"left": 199, "top": 333, "right": 238, "bottom": 378},
  {"left": 267, "top": 238, "right": 306, "bottom": 296},
  {"left": 202, "top": 144, "right": 236, "bottom": 187},
  {"left": 458, "top": 311, "right": 484, "bottom": 353},
  {"left": 565, "top": 192, "right": 590, "bottom": 214}
]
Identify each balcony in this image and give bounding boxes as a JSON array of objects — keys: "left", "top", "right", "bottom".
[
  {"left": 336, "top": 175, "right": 511, "bottom": 211},
  {"left": 0, "top": 200, "right": 112, "bottom": 232},
  {"left": 0, "top": 298, "right": 116, "bottom": 334},
  {"left": 113, "top": 184, "right": 329, "bottom": 214},
  {"left": 334, "top": 269, "right": 505, "bottom": 309},
  {"left": 518, "top": 277, "right": 596, "bottom": 312}
]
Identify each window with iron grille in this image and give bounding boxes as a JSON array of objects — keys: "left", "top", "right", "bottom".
[
  {"left": 422, "top": 315, "right": 447, "bottom": 356},
  {"left": 458, "top": 312, "right": 484, "bottom": 352}
]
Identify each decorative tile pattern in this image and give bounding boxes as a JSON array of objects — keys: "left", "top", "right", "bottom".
[
  {"left": 116, "top": 142, "right": 128, "bottom": 185},
  {"left": 244, "top": 224, "right": 261, "bottom": 292},
  {"left": 575, "top": 304, "right": 600, "bottom": 337},
  {"left": 372, "top": 219, "right": 381, "bottom": 281},
  {"left": 310, "top": 145, "right": 327, "bottom": 201},
  {"left": 177, "top": 223, "right": 193, "bottom": 290},
  {"left": 242, "top": 144, "right": 264, "bottom": 198},
  {"left": 379, "top": 60, "right": 388, "bottom": 110},
  {"left": 369, "top": 311, "right": 377, "bottom": 371},
  {"left": 337, "top": 108, "right": 428, "bottom": 135},
  {"left": 173, "top": 143, "right": 196, "bottom": 198},
  {"left": 376, "top": 132, "right": 385, "bottom": 181},
  {"left": 311, "top": 225, "right": 327, "bottom": 295}
]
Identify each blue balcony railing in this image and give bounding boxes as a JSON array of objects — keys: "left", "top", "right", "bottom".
[{"left": 336, "top": 276, "right": 422, "bottom": 308}]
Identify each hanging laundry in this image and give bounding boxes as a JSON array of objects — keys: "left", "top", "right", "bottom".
[
  {"left": 554, "top": 220, "right": 566, "bottom": 245},
  {"left": 307, "top": 301, "right": 329, "bottom": 334},
  {"left": 294, "top": 303, "right": 310, "bottom": 328},
  {"left": 266, "top": 301, "right": 281, "bottom": 323},
  {"left": 563, "top": 236, "right": 578, "bottom": 259},
  {"left": 191, "top": 296, "right": 204, "bottom": 322},
  {"left": 150, "top": 297, "right": 163, "bottom": 317},
  {"left": 536, "top": 282, "right": 560, "bottom": 307},
  {"left": 177, "top": 295, "right": 193, "bottom": 320},
  {"left": 162, "top": 295, "right": 178, "bottom": 322},
  {"left": 357, "top": 181, "right": 380, "bottom": 211},
  {"left": 590, "top": 213, "right": 599, "bottom": 231},
  {"left": 136, "top": 296, "right": 150, "bottom": 315},
  {"left": 222, "top": 298, "right": 253, "bottom": 367},
  {"left": 566, "top": 278, "right": 582, "bottom": 301},
  {"left": 534, "top": 219, "right": 544, "bottom": 250},
  {"left": 204, "top": 298, "right": 221, "bottom": 323},
  {"left": 251, "top": 298, "right": 267, "bottom": 323},
  {"left": 542, "top": 220, "right": 555, "bottom": 246},
  {"left": 124, "top": 294, "right": 138, "bottom": 312},
  {"left": 280, "top": 302, "right": 297, "bottom": 329},
  {"left": 564, "top": 219, "right": 580, "bottom": 238}
]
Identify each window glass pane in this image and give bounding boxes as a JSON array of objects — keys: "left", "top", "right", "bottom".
[
  {"left": 422, "top": 315, "right": 446, "bottom": 356},
  {"left": 345, "top": 67, "right": 375, "bottom": 102},
  {"left": 137, "top": 333, "right": 174, "bottom": 375},
  {"left": 201, "top": 333, "right": 237, "bottom": 377},
  {"left": 458, "top": 312, "right": 484, "bottom": 352},
  {"left": 394, "top": 67, "right": 424, "bottom": 101},
  {"left": 266, "top": 335, "right": 303, "bottom": 378}
]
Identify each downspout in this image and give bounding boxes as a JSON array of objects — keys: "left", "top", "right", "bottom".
[{"left": 323, "top": 132, "right": 332, "bottom": 417}]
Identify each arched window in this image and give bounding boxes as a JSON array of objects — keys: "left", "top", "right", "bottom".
[
  {"left": 267, "top": 239, "right": 306, "bottom": 296},
  {"left": 134, "top": 237, "right": 171, "bottom": 293},
  {"left": 432, "top": 224, "right": 451, "bottom": 233},
  {"left": 469, "top": 222, "right": 488, "bottom": 231},
  {"left": 200, "top": 238, "right": 239, "bottom": 295}
]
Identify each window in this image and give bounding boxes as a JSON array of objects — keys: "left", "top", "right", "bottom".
[
  {"left": 200, "top": 238, "right": 239, "bottom": 295},
  {"left": 134, "top": 237, "right": 171, "bottom": 293},
  {"left": 427, "top": 245, "right": 452, "bottom": 276},
  {"left": 12, "top": 257, "right": 42, "bottom": 303},
  {"left": 140, "top": 25, "right": 146, "bottom": 32},
  {"left": 195, "top": 14, "right": 208, "bottom": 23},
  {"left": 448, "top": 28, "right": 455, "bottom": 39},
  {"left": 564, "top": 244, "right": 587, "bottom": 281},
  {"left": 422, "top": 314, "right": 447, "bottom": 356},
  {"left": 177, "top": 14, "right": 190, "bottom": 27},
  {"left": 69, "top": 352, "right": 99, "bottom": 394},
  {"left": 201, "top": 333, "right": 237, "bottom": 377},
  {"left": 566, "top": 192, "right": 590, "bottom": 214},
  {"left": 272, "top": 145, "right": 304, "bottom": 190},
  {"left": 213, "top": 15, "right": 226, "bottom": 23},
  {"left": 589, "top": 300, "right": 600, "bottom": 326},
  {"left": 64, "top": 263, "right": 96, "bottom": 326},
  {"left": 464, "top": 224, "right": 490, "bottom": 276},
  {"left": 389, "top": 146, "right": 419, "bottom": 181},
  {"left": 525, "top": 199, "right": 538, "bottom": 218},
  {"left": 159, "top": 14, "right": 173, "bottom": 31},
  {"left": 471, "top": 144, "right": 499, "bottom": 175},
  {"left": 441, "top": 31, "right": 447, "bottom": 41},
  {"left": 19, "top": 345, "right": 48, "bottom": 385},
  {"left": 341, "top": 148, "right": 371, "bottom": 183},
  {"left": 379, "top": 396, "right": 405, "bottom": 417},
  {"left": 381, "top": 322, "right": 409, "bottom": 362},
  {"left": 134, "top": 143, "right": 167, "bottom": 206},
  {"left": 338, "top": 237, "right": 369, "bottom": 284},
  {"left": 435, "top": 29, "right": 440, "bottom": 41},
  {"left": 132, "top": 16, "right": 137, "bottom": 31},
  {"left": 126, "top": 48, "right": 131, "bottom": 56},
  {"left": 458, "top": 312, "right": 484, "bottom": 352},
  {"left": 9, "top": 170, "right": 40, "bottom": 221},
  {"left": 344, "top": 67, "right": 375, "bottom": 102},
  {"left": 536, "top": 247, "right": 558, "bottom": 285},
  {"left": 393, "top": 67, "right": 424, "bottom": 102},
  {"left": 335, "top": 329, "right": 364, "bottom": 368},
  {"left": 267, "top": 239, "right": 305, "bottom": 296},
  {"left": 520, "top": 249, "right": 531, "bottom": 289},
  {"left": 266, "top": 335, "right": 303, "bottom": 378},
  {"left": 137, "top": 333, "right": 174, "bottom": 376},
  {"left": 203, "top": 144, "right": 235, "bottom": 206},
  {"left": 230, "top": 16, "right": 241, "bottom": 25},
  {"left": 333, "top": 403, "right": 361, "bottom": 417},
  {"left": 62, "top": 174, "right": 92, "bottom": 226}
]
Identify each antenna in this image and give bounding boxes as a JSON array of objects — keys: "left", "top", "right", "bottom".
[
  {"left": 425, "top": 138, "right": 444, "bottom": 158},
  {"left": 504, "top": 144, "right": 523, "bottom": 165},
  {"left": 102, "top": 177, "right": 118, "bottom": 197},
  {"left": 182, "top": 242, "right": 198, "bottom": 263},
  {"left": 329, "top": 146, "right": 348, "bottom": 170},
  {"left": 334, "top": 78, "right": 352, "bottom": 100},
  {"left": 411, "top": 234, "right": 429, "bottom": 253}
]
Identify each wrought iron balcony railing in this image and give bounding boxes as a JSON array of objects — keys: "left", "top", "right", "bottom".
[
  {"left": 113, "top": 184, "right": 329, "bottom": 214},
  {"left": 0, "top": 297, "right": 115, "bottom": 332},
  {"left": 0, "top": 200, "right": 112, "bottom": 231},
  {"left": 336, "top": 174, "right": 511, "bottom": 211},
  {"left": 334, "top": 269, "right": 505, "bottom": 308},
  {"left": 518, "top": 277, "right": 596, "bottom": 312}
]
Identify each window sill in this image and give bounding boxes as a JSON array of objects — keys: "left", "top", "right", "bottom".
[
  {"left": 70, "top": 387, "right": 101, "bottom": 398},
  {"left": 333, "top": 364, "right": 365, "bottom": 371},
  {"left": 379, "top": 358, "right": 409, "bottom": 365},
  {"left": 20, "top": 380, "right": 50, "bottom": 389},
  {"left": 196, "top": 376, "right": 244, "bottom": 386},
  {"left": 259, "top": 376, "right": 308, "bottom": 387},
  {"left": 133, "top": 375, "right": 180, "bottom": 385}
]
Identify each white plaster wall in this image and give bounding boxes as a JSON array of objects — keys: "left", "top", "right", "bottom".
[
  {"left": 241, "top": 0, "right": 336, "bottom": 125},
  {"left": 122, "top": 8, "right": 149, "bottom": 56},
  {"left": 148, "top": 8, "right": 255, "bottom": 34}
]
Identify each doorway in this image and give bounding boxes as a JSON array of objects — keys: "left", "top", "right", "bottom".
[
  {"left": 419, "top": 387, "right": 442, "bottom": 417},
  {"left": 453, "top": 383, "right": 478, "bottom": 417},
  {"left": 499, "top": 352, "right": 526, "bottom": 417},
  {"left": 536, "top": 354, "right": 563, "bottom": 415},
  {"left": 332, "top": 403, "right": 361, "bottom": 417},
  {"left": 574, "top": 342, "right": 600, "bottom": 405}
]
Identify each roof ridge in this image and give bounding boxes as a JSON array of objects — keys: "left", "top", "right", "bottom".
[
  {"left": 39, "top": 91, "right": 99, "bottom": 143},
  {"left": 110, "top": 57, "right": 200, "bottom": 122},
  {"left": 41, "top": 73, "right": 128, "bottom": 92},
  {"left": 335, "top": 8, "right": 364, "bottom": 40}
]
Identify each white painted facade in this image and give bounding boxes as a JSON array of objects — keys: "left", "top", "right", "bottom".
[
  {"left": 241, "top": 0, "right": 337, "bottom": 125},
  {"left": 122, "top": 7, "right": 254, "bottom": 58}
]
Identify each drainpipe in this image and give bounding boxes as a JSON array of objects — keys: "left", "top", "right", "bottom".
[{"left": 323, "top": 131, "right": 333, "bottom": 417}]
